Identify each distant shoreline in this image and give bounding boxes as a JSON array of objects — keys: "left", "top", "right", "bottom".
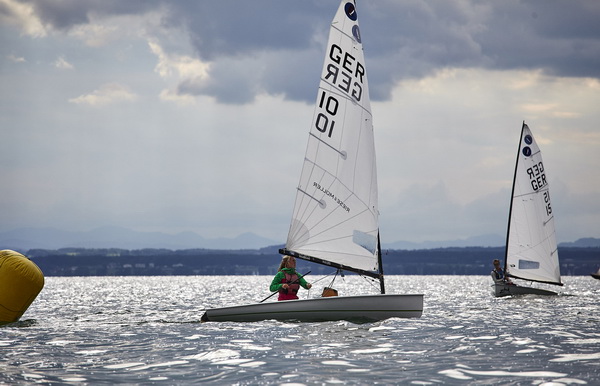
[{"left": 20, "top": 246, "right": 599, "bottom": 277}]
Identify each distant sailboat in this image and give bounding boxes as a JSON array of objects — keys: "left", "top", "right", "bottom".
[
  {"left": 201, "top": 1, "right": 423, "bottom": 322},
  {"left": 591, "top": 268, "right": 600, "bottom": 280},
  {"left": 494, "top": 122, "right": 562, "bottom": 297}
]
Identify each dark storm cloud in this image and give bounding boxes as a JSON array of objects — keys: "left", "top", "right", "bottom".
[
  {"left": 474, "top": 1, "right": 600, "bottom": 78},
  {"left": 23, "top": 0, "right": 159, "bottom": 30},
  {"left": 166, "top": 1, "right": 328, "bottom": 61},
  {"left": 366, "top": 0, "right": 600, "bottom": 99},
  {"left": 168, "top": 0, "right": 600, "bottom": 103},
  {"left": 164, "top": 1, "right": 330, "bottom": 104},
  {"left": 17, "top": 0, "right": 600, "bottom": 103}
]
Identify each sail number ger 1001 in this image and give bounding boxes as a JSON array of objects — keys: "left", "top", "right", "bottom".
[{"left": 315, "top": 43, "right": 366, "bottom": 139}]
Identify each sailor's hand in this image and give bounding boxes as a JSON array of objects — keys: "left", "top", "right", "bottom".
[
  {"left": 307, "top": 283, "right": 312, "bottom": 289},
  {"left": 282, "top": 284, "right": 289, "bottom": 289}
]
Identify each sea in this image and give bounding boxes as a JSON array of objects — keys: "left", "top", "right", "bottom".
[{"left": 1, "top": 275, "right": 599, "bottom": 385}]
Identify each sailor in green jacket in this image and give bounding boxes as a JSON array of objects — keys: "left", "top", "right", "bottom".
[{"left": 270, "top": 255, "right": 312, "bottom": 301}]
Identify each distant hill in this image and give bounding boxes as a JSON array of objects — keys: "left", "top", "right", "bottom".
[
  {"left": 385, "top": 236, "right": 600, "bottom": 250},
  {"left": 0, "top": 226, "right": 278, "bottom": 251},
  {"left": 558, "top": 238, "right": 600, "bottom": 248},
  {"left": 1, "top": 226, "right": 598, "bottom": 251},
  {"left": 384, "top": 234, "right": 505, "bottom": 250}
]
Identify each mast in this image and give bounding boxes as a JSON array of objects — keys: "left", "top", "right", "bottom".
[
  {"left": 377, "top": 232, "right": 385, "bottom": 294},
  {"left": 503, "top": 121, "right": 525, "bottom": 276}
]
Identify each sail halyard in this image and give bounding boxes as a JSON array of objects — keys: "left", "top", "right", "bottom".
[
  {"left": 504, "top": 122, "right": 562, "bottom": 286},
  {"left": 283, "top": 0, "right": 381, "bottom": 278}
]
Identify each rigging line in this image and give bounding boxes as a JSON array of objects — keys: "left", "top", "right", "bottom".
[
  {"left": 360, "top": 273, "right": 381, "bottom": 291},
  {"left": 327, "top": 269, "right": 340, "bottom": 289},
  {"left": 310, "top": 270, "right": 339, "bottom": 285}
]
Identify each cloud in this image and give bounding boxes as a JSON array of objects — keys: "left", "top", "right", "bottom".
[
  {"left": 54, "top": 55, "right": 73, "bottom": 69},
  {"left": 4, "top": 1, "right": 600, "bottom": 105},
  {"left": 148, "top": 40, "right": 212, "bottom": 104},
  {"left": 0, "top": 0, "right": 47, "bottom": 37},
  {"left": 7, "top": 54, "right": 26, "bottom": 63},
  {"left": 69, "top": 82, "right": 136, "bottom": 106}
]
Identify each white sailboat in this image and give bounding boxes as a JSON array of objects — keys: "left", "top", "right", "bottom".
[
  {"left": 494, "top": 122, "right": 562, "bottom": 297},
  {"left": 201, "top": 1, "right": 423, "bottom": 322}
]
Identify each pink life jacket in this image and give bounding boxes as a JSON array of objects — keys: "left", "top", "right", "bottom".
[{"left": 278, "top": 272, "right": 301, "bottom": 301}]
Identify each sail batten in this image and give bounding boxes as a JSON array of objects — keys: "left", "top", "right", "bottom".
[{"left": 504, "top": 122, "right": 561, "bottom": 286}]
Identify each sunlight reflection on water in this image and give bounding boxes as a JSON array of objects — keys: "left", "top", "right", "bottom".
[{"left": 0, "top": 275, "right": 598, "bottom": 384}]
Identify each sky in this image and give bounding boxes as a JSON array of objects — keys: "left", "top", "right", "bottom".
[{"left": 1, "top": 0, "right": 599, "bottom": 245}]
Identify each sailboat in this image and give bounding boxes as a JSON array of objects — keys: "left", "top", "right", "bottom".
[
  {"left": 201, "top": 1, "right": 423, "bottom": 322},
  {"left": 591, "top": 268, "right": 600, "bottom": 280},
  {"left": 494, "top": 122, "right": 563, "bottom": 297}
]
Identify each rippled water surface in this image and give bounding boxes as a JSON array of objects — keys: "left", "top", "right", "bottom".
[{"left": 1, "top": 275, "right": 599, "bottom": 384}]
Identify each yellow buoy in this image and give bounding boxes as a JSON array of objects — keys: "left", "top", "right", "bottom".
[{"left": 0, "top": 250, "right": 44, "bottom": 323}]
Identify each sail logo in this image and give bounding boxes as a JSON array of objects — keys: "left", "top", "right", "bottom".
[
  {"left": 313, "top": 182, "right": 350, "bottom": 212},
  {"left": 526, "top": 161, "right": 547, "bottom": 191},
  {"left": 324, "top": 44, "right": 364, "bottom": 103},
  {"left": 344, "top": 2, "right": 357, "bottom": 21},
  {"left": 352, "top": 25, "right": 361, "bottom": 43}
]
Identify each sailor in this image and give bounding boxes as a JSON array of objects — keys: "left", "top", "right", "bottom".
[
  {"left": 270, "top": 255, "right": 312, "bottom": 301},
  {"left": 491, "top": 259, "right": 513, "bottom": 285}
]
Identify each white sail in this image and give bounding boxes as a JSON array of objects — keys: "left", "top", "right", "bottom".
[
  {"left": 505, "top": 123, "right": 561, "bottom": 285},
  {"left": 285, "top": 1, "right": 379, "bottom": 273}
]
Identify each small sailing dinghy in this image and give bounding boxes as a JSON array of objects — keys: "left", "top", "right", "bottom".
[
  {"left": 494, "top": 122, "right": 563, "bottom": 297},
  {"left": 201, "top": 1, "right": 423, "bottom": 322},
  {"left": 591, "top": 268, "right": 600, "bottom": 280}
]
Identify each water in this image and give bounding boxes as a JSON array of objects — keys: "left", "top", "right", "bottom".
[{"left": 1, "top": 275, "right": 599, "bottom": 384}]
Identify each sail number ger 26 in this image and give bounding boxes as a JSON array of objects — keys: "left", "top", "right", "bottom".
[{"left": 527, "top": 161, "right": 552, "bottom": 216}]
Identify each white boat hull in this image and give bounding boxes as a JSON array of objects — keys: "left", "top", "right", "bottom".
[
  {"left": 201, "top": 294, "right": 423, "bottom": 323},
  {"left": 494, "top": 283, "right": 557, "bottom": 297}
]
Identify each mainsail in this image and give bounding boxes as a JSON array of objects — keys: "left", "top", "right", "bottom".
[
  {"left": 505, "top": 123, "right": 562, "bottom": 286},
  {"left": 283, "top": 1, "right": 380, "bottom": 277}
]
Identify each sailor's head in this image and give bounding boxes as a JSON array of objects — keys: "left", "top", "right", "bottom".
[
  {"left": 285, "top": 255, "right": 296, "bottom": 268},
  {"left": 493, "top": 259, "right": 501, "bottom": 267}
]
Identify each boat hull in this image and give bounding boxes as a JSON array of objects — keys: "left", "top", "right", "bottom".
[
  {"left": 494, "top": 283, "right": 557, "bottom": 297},
  {"left": 591, "top": 273, "right": 600, "bottom": 280},
  {"left": 201, "top": 294, "right": 423, "bottom": 323}
]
